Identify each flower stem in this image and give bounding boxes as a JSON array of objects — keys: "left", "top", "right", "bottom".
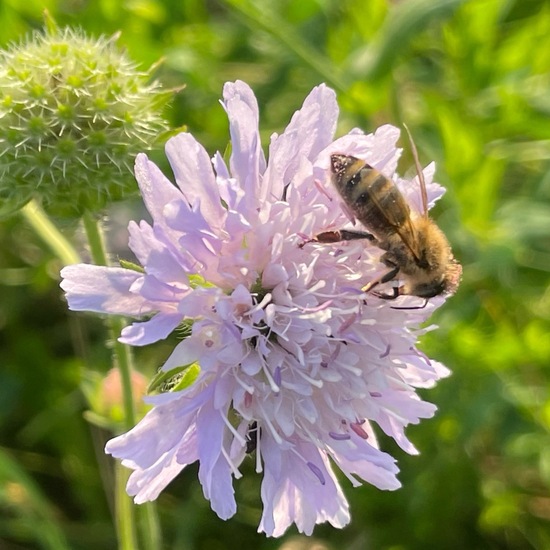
[
  {"left": 138, "top": 504, "right": 162, "bottom": 550},
  {"left": 115, "top": 463, "right": 138, "bottom": 550},
  {"left": 21, "top": 200, "right": 81, "bottom": 265},
  {"left": 81, "top": 212, "right": 136, "bottom": 422},
  {"left": 82, "top": 210, "right": 161, "bottom": 550}
]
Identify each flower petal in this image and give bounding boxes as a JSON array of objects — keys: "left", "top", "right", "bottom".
[
  {"left": 60, "top": 264, "right": 154, "bottom": 316},
  {"left": 119, "top": 312, "right": 182, "bottom": 346},
  {"left": 259, "top": 435, "right": 350, "bottom": 537},
  {"left": 222, "top": 80, "right": 265, "bottom": 211},
  {"left": 165, "top": 133, "right": 226, "bottom": 228},
  {"left": 196, "top": 390, "right": 237, "bottom": 519},
  {"left": 134, "top": 153, "right": 182, "bottom": 227},
  {"left": 262, "top": 83, "right": 338, "bottom": 202}
]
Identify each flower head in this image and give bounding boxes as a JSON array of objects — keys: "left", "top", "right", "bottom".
[
  {"left": 61, "top": 81, "right": 451, "bottom": 536},
  {"left": 0, "top": 22, "right": 171, "bottom": 218}
]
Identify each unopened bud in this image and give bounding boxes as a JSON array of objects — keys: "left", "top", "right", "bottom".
[{"left": 0, "top": 21, "right": 172, "bottom": 218}]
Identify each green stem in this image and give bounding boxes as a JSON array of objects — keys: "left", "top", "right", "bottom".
[
  {"left": 21, "top": 200, "right": 81, "bottom": 265},
  {"left": 82, "top": 211, "right": 161, "bottom": 550},
  {"left": 115, "top": 463, "right": 138, "bottom": 550},
  {"left": 138, "top": 504, "right": 162, "bottom": 550},
  {"left": 81, "top": 212, "right": 136, "bottom": 428},
  {"left": 81, "top": 210, "right": 109, "bottom": 267}
]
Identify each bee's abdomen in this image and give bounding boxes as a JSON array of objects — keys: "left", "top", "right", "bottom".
[
  {"left": 344, "top": 165, "right": 408, "bottom": 233},
  {"left": 350, "top": 166, "right": 391, "bottom": 204}
]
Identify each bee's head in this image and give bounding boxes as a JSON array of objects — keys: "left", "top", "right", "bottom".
[{"left": 405, "top": 258, "right": 462, "bottom": 298}]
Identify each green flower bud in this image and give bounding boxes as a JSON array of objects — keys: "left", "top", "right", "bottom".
[{"left": 0, "top": 23, "right": 173, "bottom": 218}]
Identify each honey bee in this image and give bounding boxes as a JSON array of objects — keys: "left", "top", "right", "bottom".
[{"left": 306, "top": 133, "right": 461, "bottom": 304}]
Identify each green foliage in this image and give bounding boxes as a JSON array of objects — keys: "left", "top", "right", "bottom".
[{"left": 1, "top": 0, "right": 550, "bottom": 548}]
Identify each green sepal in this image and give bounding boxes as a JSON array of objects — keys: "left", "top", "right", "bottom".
[
  {"left": 170, "top": 363, "right": 200, "bottom": 392},
  {"left": 147, "top": 362, "right": 200, "bottom": 394},
  {"left": 119, "top": 258, "right": 145, "bottom": 273}
]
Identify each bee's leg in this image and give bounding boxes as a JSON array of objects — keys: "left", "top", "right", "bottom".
[
  {"left": 361, "top": 266, "right": 400, "bottom": 294},
  {"left": 338, "top": 229, "right": 376, "bottom": 242},
  {"left": 299, "top": 229, "right": 375, "bottom": 248},
  {"left": 390, "top": 299, "right": 429, "bottom": 310}
]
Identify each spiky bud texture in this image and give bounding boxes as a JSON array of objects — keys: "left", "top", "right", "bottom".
[{"left": 0, "top": 26, "right": 172, "bottom": 218}]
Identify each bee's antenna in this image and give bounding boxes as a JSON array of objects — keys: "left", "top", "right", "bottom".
[{"left": 403, "top": 123, "right": 428, "bottom": 218}]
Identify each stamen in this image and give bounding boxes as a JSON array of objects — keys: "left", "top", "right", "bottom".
[
  {"left": 329, "top": 345, "right": 342, "bottom": 363},
  {"left": 221, "top": 413, "right": 247, "bottom": 446},
  {"left": 295, "top": 278, "right": 325, "bottom": 296},
  {"left": 369, "top": 391, "right": 382, "bottom": 398},
  {"left": 271, "top": 317, "right": 292, "bottom": 341},
  {"left": 248, "top": 293, "right": 272, "bottom": 315},
  {"left": 409, "top": 346, "right": 432, "bottom": 366},
  {"left": 261, "top": 360, "right": 280, "bottom": 393},
  {"left": 294, "top": 367, "right": 323, "bottom": 389},
  {"left": 297, "top": 299, "right": 333, "bottom": 313},
  {"left": 338, "top": 313, "right": 358, "bottom": 335},
  {"left": 234, "top": 374, "right": 255, "bottom": 395},
  {"left": 300, "top": 423, "right": 322, "bottom": 446},
  {"left": 379, "top": 344, "right": 391, "bottom": 358},
  {"left": 256, "top": 402, "right": 283, "bottom": 444},
  {"left": 329, "top": 431, "right": 351, "bottom": 441},
  {"left": 338, "top": 363, "right": 362, "bottom": 376},
  {"left": 314, "top": 178, "right": 332, "bottom": 201},
  {"left": 307, "top": 461, "right": 326, "bottom": 485},
  {"left": 287, "top": 445, "right": 325, "bottom": 485},
  {"left": 350, "top": 422, "right": 369, "bottom": 439},
  {"left": 220, "top": 445, "right": 242, "bottom": 479}
]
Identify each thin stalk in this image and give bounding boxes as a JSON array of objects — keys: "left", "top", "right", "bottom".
[
  {"left": 82, "top": 211, "right": 161, "bottom": 550},
  {"left": 81, "top": 212, "right": 136, "bottom": 426},
  {"left": 115, "top": 463, "right": 138, "bottom": 550},
  {"left": 21, "top": 200, "right": 81, "bottom": 265},
  {"left": 138, "top": 504, "right": 162, "bottom": 550}
]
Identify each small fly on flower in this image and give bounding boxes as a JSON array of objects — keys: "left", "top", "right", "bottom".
[{"left": 304, "top": 129, "right": 461, "bottom": 305}]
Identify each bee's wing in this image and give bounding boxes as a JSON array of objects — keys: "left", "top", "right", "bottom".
[
  {"left": 403, "top": 124, "right": 428, "bottom": 217},
  {"left": 364, "top": 184, "right": 424, "bottom": 262}
]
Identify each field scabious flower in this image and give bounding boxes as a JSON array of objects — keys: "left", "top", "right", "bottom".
[{"left": 61, "top": 81, "right": 452, "bottom": 536}]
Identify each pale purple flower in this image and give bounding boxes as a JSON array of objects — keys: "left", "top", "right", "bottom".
[{"left": 60, "top": 81, "right": 451, "bottom": 537}]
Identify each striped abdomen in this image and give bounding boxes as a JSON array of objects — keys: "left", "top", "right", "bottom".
[{"left": 330, "top": 154, "right": 411, "bottom": 239}]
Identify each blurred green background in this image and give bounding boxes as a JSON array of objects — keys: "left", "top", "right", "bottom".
[{"left": 1, "top": 0, "right": 550, "bottom": 548}]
